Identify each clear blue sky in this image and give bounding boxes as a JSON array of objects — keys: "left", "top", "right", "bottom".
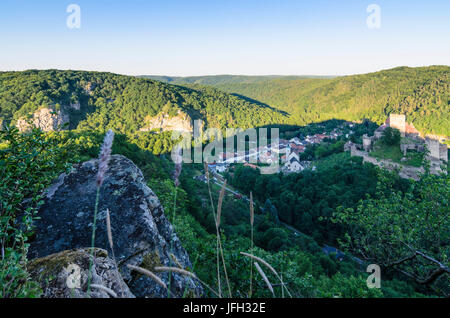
[{"left": 0, "top": 0, "right": 449, "bottom": 76}]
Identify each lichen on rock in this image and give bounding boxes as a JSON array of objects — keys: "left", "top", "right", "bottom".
[
  {"left": 27, "top": 248, "right": 134, "bottom": 298},
  {"left": 141, "top": 251, "right": 162, "bottom": 272}
]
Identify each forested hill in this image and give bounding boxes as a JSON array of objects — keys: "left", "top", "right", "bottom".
[
  {"left": 0, "top": 70, "right": 288, "bottom": 133},
  {"left": 2, "top": 67, "right": 448, "bottom": 136},
  {"left": 142, "top": 74, "right": 331, "bottom": 85},
  {"left": 147, "top": 66, "right": 450, "bottom": 137}
]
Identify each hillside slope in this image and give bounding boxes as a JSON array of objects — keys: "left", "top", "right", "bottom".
[
  {"left": 0, "top": 70, "right": 288, "bottom": 133},
  {"left": 152, "top": 66, "right": 450, "bottom": 137},
  {"left": 141, "top": 74, "right": 331, "bottom": 85}
]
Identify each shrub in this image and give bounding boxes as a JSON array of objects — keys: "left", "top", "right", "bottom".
[{"left": 0, "top": 127, "right": 77, "bottom": 297}]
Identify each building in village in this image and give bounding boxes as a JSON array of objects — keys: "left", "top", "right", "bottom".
[
  {"left": 290, "top": 137, "right": 302, "bottom": 145},
  {"left": 284, "top": 150, "right": 301, "bottom": 172},
  {"left": 207, "top": 163, "right": 227, "bottom": 173},
  {"left": 244, "top": 162, "right": 258, "bottom": 170},
  {"left": 283, "top": 141, "right": 307, "bottom": 172},
  {"left": 305, "top": 134, "right": 329, "bottom": 144},
  {"left": 287, "top": 156, "right": 302, "bottom": 172},
  {"left": 290, "top": 143, "right": 305, "bottom": 153}
]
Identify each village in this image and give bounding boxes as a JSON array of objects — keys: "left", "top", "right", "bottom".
[
  {"left": 202, "top": 120, "right": 354, "bottom": 176},
  {"left": 203, "top": 114, "right": 448, "bottom": 180}
]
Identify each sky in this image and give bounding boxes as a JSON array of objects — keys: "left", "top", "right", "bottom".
[{"left": 0, "top": 0, "right": 449, "bottom": 76}]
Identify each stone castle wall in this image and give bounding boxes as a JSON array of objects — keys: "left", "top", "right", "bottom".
[
  {"left": 439, "top": 143, "right": 448, "bottom": 162},
  {"left": 426, "top": 138, "right": 442, "bottom": 160},
  {"left": 348, "top": 146, "right": 446, "bottom": 181}
]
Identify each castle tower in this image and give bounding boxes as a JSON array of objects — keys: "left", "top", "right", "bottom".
[
  {"left": 426, "top": 138, "right": 440, "bottom": 160},
  {"left": 439, "top": 144, "right": 448, "bottom": 163},
  {"left": 362, "top": 135, "right": 372, "bottom": 152},
  {"left": 389, "top": 114, "right": 406, "bottom": 137}
]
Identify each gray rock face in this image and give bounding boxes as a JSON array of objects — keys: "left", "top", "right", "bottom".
[
  {"left": 139, "top": 111, "right": 193, "bottom": 133},
  {"left": 16, "top": 106, "right": 69, "bottom": 132},
  {"left": 28, "top": 155, "right": 203, "bottom": 298},
  {"left": 28, "top": 248, "right": 135, "bottom": 298}
]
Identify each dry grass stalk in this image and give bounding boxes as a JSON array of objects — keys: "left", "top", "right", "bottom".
[
  {"left": 241, "top": 252, "right": 278, "bottom": 276},
  {"left": 90, "top": 284, "right": 118, "bottom": 298},
  {"left": 154, "top": 266, "right": 197, "bottom": 279},
  {"left": 127, "top": 264, "right": 167, "bottom": 289},
  {"left": 169, "top": 253, "right": 183, "bottom": 268},
  {"left": 87, "top": 129, "right": 115, "bottom": 297},
  {"left": 249, "top": 192, "right": 254, "bottom": 226},
  {"left": 106, "top": 209, "right": 113, "bottom": 250},
  {"left": 240, "top": 252, "right": 292, "bottom": 298},
  {"left": 249, "top": 192, "right": 254, "bottom": 298},
  {"left": 154, "top": 266, "right": 220, "bottom": 298},
  {"left": 216, "top": 180, "right": 227, "bottom": 227},
  {"left": 204, "top": 162, "right": 209, "bottom": 181},
  {"left": 253, "top": 262, "right": 274, "bottom": 296},
  {"left": 203, "top": 161, "right": 231, "bottom": 297},
  {"left": 105, "top": 208, "right": 125, "bottom": 297},
  {"left": 96, "top": 129, "right": 114, "bottom": 187},
  {"left": 172, "top": 146, "right": 183, "bottom": 187}
]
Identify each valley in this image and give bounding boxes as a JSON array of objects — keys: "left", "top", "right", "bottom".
[
  {"left": 0, "top": 67, "right": 448, "bottom": 299},
  {"left": 1, "top": 0, "right": 449, "bottom": 308}
]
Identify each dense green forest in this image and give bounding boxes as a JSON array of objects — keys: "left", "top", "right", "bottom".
[
  {"left": 152, "top": 66, "right": 450, "bottom": 137},
  {"left": 2, "top": 67, "right": 448, "bottom": 137},
  {"left": 0, "top": 70, "right": 288, "bottom": 133},
  {"left": 229, "top": 156, "right": 381, "bottom": 243},
  {"left": 226, "top": 154, "right": 448, "bottom": 296}
]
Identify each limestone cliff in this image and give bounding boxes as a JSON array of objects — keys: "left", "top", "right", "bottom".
[
  {"left": 140, "top": 110, "right": 194, "bottom": 133},
  {"left": 27, "top": 154, "right": 203, "bottom": 298},
  {"left": 16, "top": 106, "right": 69, "bottom": 132}
]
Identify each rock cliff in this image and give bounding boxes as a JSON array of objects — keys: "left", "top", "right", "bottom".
[
  {"left": 27, "top": 154, "right": 203, "bottom": 298},
  {"left": 140, "top": 111, "right": 193, "bottom": 133},
  {"left": 17, "top": 106, "right": 69, "bottom": 132}
]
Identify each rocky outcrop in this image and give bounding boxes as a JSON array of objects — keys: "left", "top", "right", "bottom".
[
  {"left": 16, "top": 106, "right": 69, "bottom": 132},
  {"left": 140, "top": 111, "right": 193, "bottom": 133},
  {"left": 28, "top": 155, "right": 203, "bottom": 298},
  {"left": 83, "top": 82, "right": 96, "bottom": 95},
  {"left": 28, "top": 248, "right": 134, "bottom": 298}
]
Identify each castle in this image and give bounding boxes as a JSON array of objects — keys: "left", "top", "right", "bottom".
[
  {"left": 362, "top": 114, "right": 448, "bottom": 163},
  {"left": 373, "top": 114, "right": 420, "bottom": 139}
]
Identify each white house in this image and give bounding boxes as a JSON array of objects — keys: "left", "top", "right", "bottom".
[
  {"left": 285, "top": 146, "right": 298, "bottom": 161},
  {"left": 284, "top": 149, "right": 304, "bottom": 172},
  {"left": 215, "top": 164, "right": 227, "bottom": 173},
  {"left": 288, "top": 157, "right": 302, "bottom": 172},
  {"left": 290, "top": 137, "right": 302, "bottom": 145}
]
